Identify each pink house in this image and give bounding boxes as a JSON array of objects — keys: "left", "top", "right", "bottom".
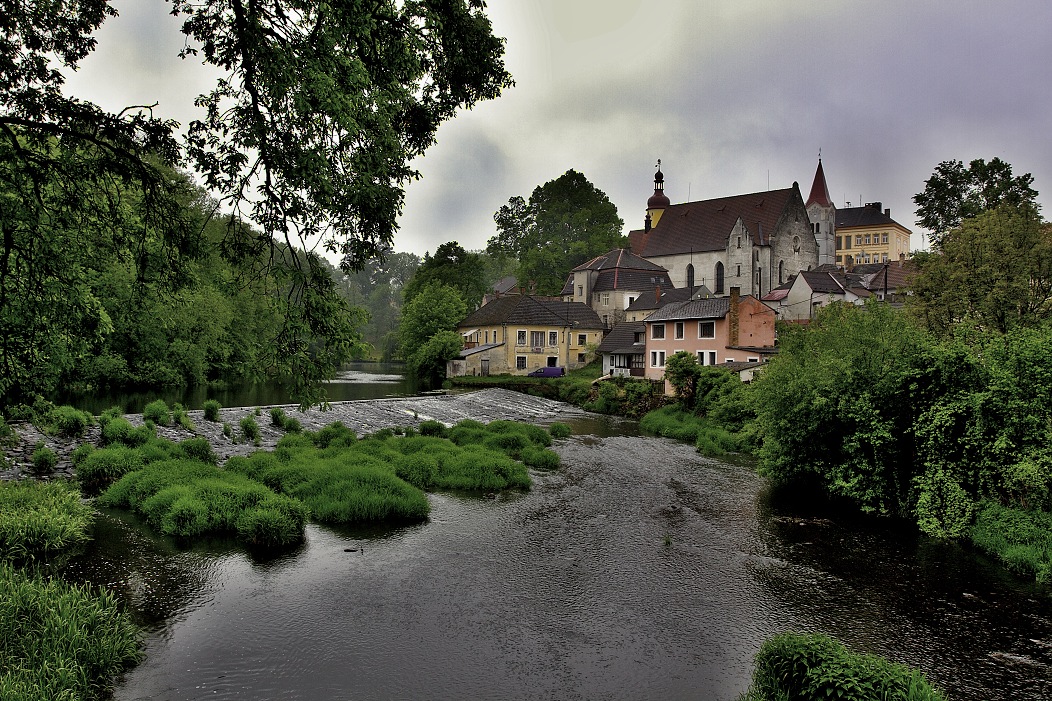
[{"left": 643, "top": 287, "right": 776, "bottom": 383}]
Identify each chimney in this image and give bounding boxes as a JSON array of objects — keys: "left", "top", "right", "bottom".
[
  {"left": 654, "top": 285, "right": 661, "bottom": 304},
  {"left": 644, "top": 212, "right": 652, "bottom": 232},
  {"left": 885, "top": 208, "right": 891, "bottom": 217},
  {"left": 729, "top": 286, "right": 740, "bottom": 347},
  {"left": 899, "top": 252, "right": 905, "bottom": 267}
]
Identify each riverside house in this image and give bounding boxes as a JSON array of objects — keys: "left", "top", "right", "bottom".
[
  {"left": 643, "top": 287, "right": 777, "bottom": 386},
  {"left": 448, "top": 296, "right": 604, "bottom": 377}
]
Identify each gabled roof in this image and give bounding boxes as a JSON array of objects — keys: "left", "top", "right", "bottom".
[
  {"left": 626, "top": 284, "right": 714, "bottom": 312},
  {"left": 459, "top": 295, "right": 604, "bottom": 329},
  {"left": 597, "top": 321, "right": 646, "bottom": 355},
  {"left": 457, "top": 342, "right": 504, "bottom": 358},
  {"left": 806, "top": 159, "right": 833, "bottom": 208},
  {"left": 645, "top": 297, "right": 733, "bottom": 323},
  {"left": 571, "top": 248, "right": 667, "bottom": 273},
  {"left": 629, "top": 186, "right": 799, "bottom": 257},
  {"left": 797, "top": 270, "right": 872, "bottom": 298}
]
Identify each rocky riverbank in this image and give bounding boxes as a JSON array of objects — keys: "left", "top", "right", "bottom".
[{"left": 2, "top": 388, "right": 589, "bottom": 481}]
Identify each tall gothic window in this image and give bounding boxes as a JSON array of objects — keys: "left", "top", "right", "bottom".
[
  {"left": 714, "top": 262, "right": 725, "bottom": 295},
  {"left": 686, "top": 263, "right": 695, "bottom": 290}
]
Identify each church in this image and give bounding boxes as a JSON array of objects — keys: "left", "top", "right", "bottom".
[{"left": 627, "top": 163, "right": 832, "bottom": 297}]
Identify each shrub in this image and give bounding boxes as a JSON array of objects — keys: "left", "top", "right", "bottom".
[
  {"left": 746, "top": 631, "right": 945, "bottom": 701},
  {"left": 240, "top": 415, "right": 260, "bottom": 443},
  {"left": 179, "top": 437, "right": 218, "bottom": 465},
  {"left": 70, "top": 443, "right": 95, "bottom": 466},
  {"left": 30, "top": 442, "right": 57, "bottom": 475},
  {"left": 77, "top": 446, "right": 146, "bottom": 495},
  {"left": 222, "top": 422, "right": 233, "bottom": 438},
  {"left": 50, "top": 405, "right": 92, "bottom": 437},
  {"left": 172, "top": 403, "right": 195, "bottom": 431},
  {"left": 418, "top": 420, "right": 447, "bottom": 438},
  {"left": 313, "top": 421, "right": 356, "bottom": 449},
  {"left": 548, "top": 422, "right": 572, "bottom": 439},
  {"left": 522, "top": 446, "right": 560, "bottom": 470},
  {"left": 203, "top": 399, "right": 221, "bottom": 422},
  {"left": 101, "top": 417, "right": 152, "bottom": 447},
  {"left": 970, "top": 502, "right": 1052, "bottom": 584},
  {"left": 0, "top": 563, "right": 141, "bottom": 700},
  {"left": 143, "top": 399, "right": 171, "bottom": 427},
  {"left": 0, "top": 481, "right": 94, "bottom": 562},
  {"left": 283, "top": 417, "right": 302, "bottom": 433},
  {"left": 270, "top": 407, "right": 287, "bottom": 427}
]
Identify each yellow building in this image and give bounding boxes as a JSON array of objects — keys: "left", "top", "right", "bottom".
[
  {"left": 835, "top": 202, "right": 912, "bottom": 266},
  {"left": 448, "top": 296, "right": 605, "bottom": 377}
]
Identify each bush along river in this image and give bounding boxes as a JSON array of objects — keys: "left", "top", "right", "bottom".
[{"left": 53, "top": 394, "right": 1051, "bottom": 701}]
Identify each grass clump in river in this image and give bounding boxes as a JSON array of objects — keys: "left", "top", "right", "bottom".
[
  {"left": 739, "top": 631, "right": 945, "bottom": 701},
  {"left": 0, "top": 562, "right": 141, "bottom": 701},
  {"left": 969, "top": 502, "right": 1052, "bottom": 584},
  {"left": 98, "top": 458, "right": 308, "bottom": 547},
  {"left": 0, "top": 481, "right": 94, "bottom": 564}
]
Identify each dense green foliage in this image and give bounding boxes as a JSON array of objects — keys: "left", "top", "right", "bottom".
[
  {"left": 741, "top": 632, "right": 944, "bottom": 701},
  {"left": 906, "top": 204, "right": 1052, "bottom": 335},
  {"left": 1, "top": 1, "right": 511, "bottom": 407},
  {"left": 487, "top": 170, "right": 625, "bottom": 295},
  {"left": 0, "top": 481, "right": 94, "bottom": 564},
  {"left": 403, "top": 241, "right": 489, "bottom": 309},
  {"left": 398, "top": 281, "right": 468, "bottom": 382},
  {"left": 203, "top": 400, "right": 221, "bottom": 422},
  {"left": 0, "top": 563, "right": 141, "bottom": 701},
  {"left": 970, "top": 503, "right": 1052, "bottom": 584}
]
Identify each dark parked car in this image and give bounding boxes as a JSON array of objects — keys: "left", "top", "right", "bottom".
[{"left": 527, "top": 366, "right": 565, "bottom": 378}]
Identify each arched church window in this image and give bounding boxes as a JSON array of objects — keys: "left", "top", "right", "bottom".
[
  {"left": 714, "top": 262, "right": 725, "bottom": 295},
  {"left": 778, "top": 260, "right": 784, "bottom": 284},
  {"left": 686, "top": 264, "right": 695, "bottom": 290}
]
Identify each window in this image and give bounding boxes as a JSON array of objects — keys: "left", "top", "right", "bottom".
[
  {"left": 651, "top": 350, "right": 666, "bottom": 368},
  {"left": 601, "top": 292, "right": 610, "bottom": 305},
  {"left": 882, "top": 233, "right": 889, "bottom": 244},
  {"left": 836, "top": 236, "right": 842, "bottom": 250},
  {"left": 530, "top": 331, "right": 545, "bottom": 348},
  {"left": 577, "top": 333, "right": 586, "bottom": 346},
  {"left": 864, "top": 234, "right": 871, "bottom": 245},
  {"left": 516, "top": 330, "right": 527, "bottom": 346},
  {"left": 516, "top": 356, "right": 527, "bottom": 370},
  {"left": 855, "top": 235, "right": 862, "bottom": 246},
  {"left": 736, "top": 264, "right": 741, "bottom": 277},
  {"left": 699, "top": 321, "right": 715, "bottom": 339},
  {"left": 686, "top": 264, "right": 695, "bottom": 289},
  {"left": 709, "top": 351, "right": 717, "bottom": 366},
  {"left": 737, "top": 236, "right": 741, "bottom": 248},
  {"left": 652, "top": 323, "right": 665, "bottom": 340},
  {"left": 778, "top": 260, "right": 784, "bottom": 284},
  {"left": 548, "top": 331, "right": 558, "bottom": 346},
  {"left": 547, "top": 356, "right": 558, "bottom": 367},
  {"left": 748, "top": 357, "right": 759, "bottom": 363},
  {"left": 674, "top": 322, "right": 684, "bottom": 340},
  {"left": 593, "top": 292, "right": 600, "bottom": 303},
  {"left": 627, "top": 296, "right": 635, "bottom": 306},
  {"left": 577, "top": 353, "right": 586, "bottom": 363},
  {"left": 882, "top": 253, "right": 888, "bottom": 263},
  {"left": 602, "top": 314, "right": 609, "bottom": 327},
  {"left": 485, "top": 330, "right": 489, "bottom": 343},
  {"left": 714, "top": 262, "right": 725, "bottom": 294},
  {"left": 577, "top": 285, "right": 583, "bottom": 297}
]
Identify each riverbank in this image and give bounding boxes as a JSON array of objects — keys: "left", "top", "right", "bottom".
[{"left": 2, "top": 389, "right": 590, "bottom": 480}]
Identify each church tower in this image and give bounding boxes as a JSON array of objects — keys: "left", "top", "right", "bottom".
[
  {"left": 805, "top": 156, "right": 837, "bottom": 267},
  {"left": 645, "top": 160, "right": 671, "bottom": 231}
]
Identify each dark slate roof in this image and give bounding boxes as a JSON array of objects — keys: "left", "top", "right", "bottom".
[
  {"left": 597, "top": 321, "right": 646, "bottom": 355},
  {"left": 492, "top": 276, "right": 518, "bottom": 294},
  {"left": 836, "top": 204, "right": 909, "bottom": 230},
  {"left": 626, "top": 285, "right": 714, "bottom": 312},
  {"left": 571, "top": 248, "right": 668, "bottom": 273},
  {"left": 592, "top": 268, "right": 674, "bottom": 292},
  {"left": 629, "top": 186, "right": 798, "bottom": 257},
  {"left": 799, "top": 270, "right": 848, "bottom": 294},
  {"left": 645, "top": 297, "right": 732, "bottom": 322},
  {"left": 459, "top": 295, "right": 604, "bottom": 329}
]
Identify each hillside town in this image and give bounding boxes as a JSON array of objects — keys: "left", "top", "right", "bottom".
[{"left": 447, "top": 159, "right": 916, "bottom": 386}]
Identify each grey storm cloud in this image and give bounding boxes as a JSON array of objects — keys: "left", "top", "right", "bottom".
[{"left": 59, "top": 0, "right": 1052, "bottom": 256}]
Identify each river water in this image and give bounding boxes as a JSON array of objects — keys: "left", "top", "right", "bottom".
[{"left": 63, "top": 413, "right": 1052, "bottom": 700}]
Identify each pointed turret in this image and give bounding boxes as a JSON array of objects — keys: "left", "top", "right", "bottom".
[{"left": 806, "top": 157, "right": 833, "bottom": 208}]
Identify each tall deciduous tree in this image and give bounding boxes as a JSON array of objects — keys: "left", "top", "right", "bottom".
[
  {"left": 488, "top": 170, "right": 624, "bottom": 295},
  {"left": 906, "top": 204, "right": 1052, "bottom": 336},
  {"left": 397, "top": 282, "right": 467, "bottom": 381},
  {"left": 403, "top": 241, "right": 488, "bottom": 308},
  {"left": 913, "top": 157, "right": 1038, "bottom": 245},
  {"left": 0, "top": 0, "right": 511, "bottom": 406}
]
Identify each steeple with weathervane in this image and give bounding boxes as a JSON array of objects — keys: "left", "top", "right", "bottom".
[
  {"left": 644, "top": 159, "right": 671, "bottom": 232},
  {"left": 805, "top": 151, "right": 837, "bottom": 267}
]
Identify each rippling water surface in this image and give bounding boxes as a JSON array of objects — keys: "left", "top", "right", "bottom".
[{"left": 66, "top": 422, "right": 1052, "bottom": 700}]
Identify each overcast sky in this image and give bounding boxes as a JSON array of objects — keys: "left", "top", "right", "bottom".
[{"left": 63, "top": 0, "right": 1052, "bottom": 258}]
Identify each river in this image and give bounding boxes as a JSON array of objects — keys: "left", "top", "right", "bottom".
[{"left": 62, "top": 403, "right": 1051, "bottom": 700}]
